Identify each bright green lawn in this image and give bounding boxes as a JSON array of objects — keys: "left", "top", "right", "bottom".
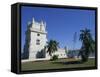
[{"left": 21, "top": 58, "right": 95, "bottom": 71}]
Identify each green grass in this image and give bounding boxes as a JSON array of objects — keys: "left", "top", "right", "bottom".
[{"left": 21, "top": 58, "right": 95, "bottom": 71}]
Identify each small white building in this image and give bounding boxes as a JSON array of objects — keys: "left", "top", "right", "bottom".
[{"left": 22, "top": 18, "right": 68, "bottom": 62}]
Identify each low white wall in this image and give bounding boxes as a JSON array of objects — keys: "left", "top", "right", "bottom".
[{"left": 22, "top": 58, "right": 50, "bottom": 62}]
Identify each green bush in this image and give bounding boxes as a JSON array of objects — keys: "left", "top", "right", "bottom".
[{"left": 50, "top": 55, "right": 58, "bottom": 61}]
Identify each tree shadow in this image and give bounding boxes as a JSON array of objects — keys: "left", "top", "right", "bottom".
[{"left": 52, "top": 60, "right": 83, "bottom": 65}]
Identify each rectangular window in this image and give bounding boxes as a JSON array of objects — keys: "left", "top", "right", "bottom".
[{"left": 36, "top": 39, "right": 40, "bottom": 45}]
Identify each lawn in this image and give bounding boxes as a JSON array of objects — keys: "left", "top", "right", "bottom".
[{"left": 21, "top": 58, "right": 95, "bottom": 71}]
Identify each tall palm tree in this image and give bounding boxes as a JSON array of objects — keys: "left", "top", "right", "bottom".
[
  {"left": 47, "top": 40, "right": 59, "bottom": 57},
  {"left": 79, "top": 28, "right": 94, "bottom": 62}
]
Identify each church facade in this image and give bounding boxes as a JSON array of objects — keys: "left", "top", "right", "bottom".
[{"left": 22, "top": 18, "right": 68, "bottom": 61}]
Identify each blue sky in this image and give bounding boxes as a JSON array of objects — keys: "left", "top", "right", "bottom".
[{"left": 21, "top": 6, "right": 95, "bottom": 52}]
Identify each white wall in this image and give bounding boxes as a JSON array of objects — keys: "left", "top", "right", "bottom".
[{"left": 0, "top": 0, "right": 99, "bottom": 77}]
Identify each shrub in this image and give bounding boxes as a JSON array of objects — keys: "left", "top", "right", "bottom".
[{"left": 50, "top": 55, "right": 58, "bottom": 61}]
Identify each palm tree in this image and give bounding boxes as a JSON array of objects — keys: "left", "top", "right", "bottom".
[
  {"left": 47, "top": 40, "right": 59, "bottom": 57},
  {"left": 79, "top": 28, "right": 94, "bottom": 62}
]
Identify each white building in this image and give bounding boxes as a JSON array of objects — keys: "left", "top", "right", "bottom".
[{"left": 22, "top": 18, "right": 68, "bottom": 61}]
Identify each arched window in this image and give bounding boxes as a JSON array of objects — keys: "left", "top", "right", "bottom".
[{"left": 37, "top": 33, "right": 40, "bottom": 36}]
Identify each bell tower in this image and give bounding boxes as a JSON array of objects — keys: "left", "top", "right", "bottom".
[{"left": 24, "top": 17, "right": 47, "bottom": 60}]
